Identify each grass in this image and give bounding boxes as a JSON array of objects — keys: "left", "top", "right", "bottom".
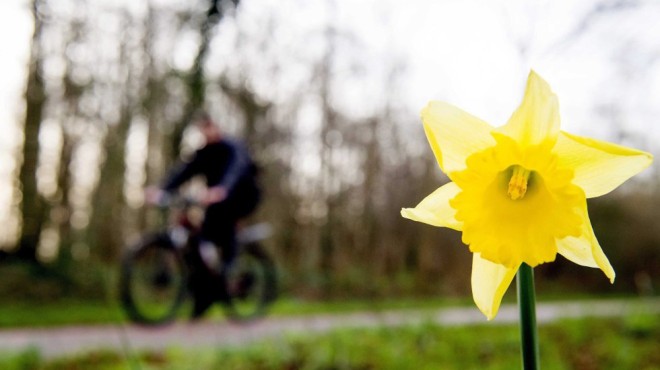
[
  {"left": 1, "top": 315, "right": 658, "bottom": 369},
  {"left": 0, "top": 300, "right": 123, "bottom": 328},
  {"left": 0, "top": 293, "right": 650, "bottom": 328},
  {"left": 0, "top": 296, "right": 474, "bottom": 328}
]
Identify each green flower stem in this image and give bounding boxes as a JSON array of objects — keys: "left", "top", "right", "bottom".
[{"left": 517, "top": 263, "right": 540, "bottom": 370}]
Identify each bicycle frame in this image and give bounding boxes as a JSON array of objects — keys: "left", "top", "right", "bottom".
[{"left": 160, "top": 195, "right": 272, "bottom": 255}]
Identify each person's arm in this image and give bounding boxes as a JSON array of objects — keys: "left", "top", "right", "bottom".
[
  {"left": 217, "top": 140, "right": 251, "bottom": 194},
  {"left": 162, "top": 151, "right": 202, "bottom": 192}
]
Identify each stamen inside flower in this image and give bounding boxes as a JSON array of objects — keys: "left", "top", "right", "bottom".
[{"left": 508, "top": 165, "right": 531, "bottom": 200}]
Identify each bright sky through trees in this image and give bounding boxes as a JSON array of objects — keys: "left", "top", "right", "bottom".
[{"left": 3, "top": 0, "right": 660, "bottom": 136}]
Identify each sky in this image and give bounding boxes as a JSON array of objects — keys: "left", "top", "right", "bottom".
[
  {"left": 0, "top": 1, "right": 32, "bottom": 242},
  {"left": 0, "top": 0, "right": 31, "bottom": 164},
  {"left": 203, "top": 0, "right": 660, "bottom": 145},
  {"left": 3, "top": 0, "right": 660, "bottom": 141}
]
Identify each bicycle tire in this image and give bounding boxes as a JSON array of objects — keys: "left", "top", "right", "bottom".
[
  {"left": 222, "top": 242, "right": 277, "bottom": 322},
  {"left": 119, "top": 234, "right": 188, "bottom": 325}
]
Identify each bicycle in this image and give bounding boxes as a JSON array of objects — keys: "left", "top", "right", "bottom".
[{"left": 119, "top": 195, "right": 277, "bottom": 326}]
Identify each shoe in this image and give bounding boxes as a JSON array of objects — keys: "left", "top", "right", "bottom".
[{"left": 191, "top": 297, "right": 213, "bottom": 320}]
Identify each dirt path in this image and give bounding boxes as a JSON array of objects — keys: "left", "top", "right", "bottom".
[{"left": 1, "top": 298, "right": 658, "bottom": 359}]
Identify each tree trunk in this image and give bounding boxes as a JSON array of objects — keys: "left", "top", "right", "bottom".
[
  {"left": 54, "top": 132, "right": 75, "bottom": 263},
  {"left": 168, "top": 2, "right": 228, "bottom": 163},
  {"left": 16, "top": 0, "right": 47, "bottom": 263},
  {"left": 87, "top": 109, "right": 130, "bottom": 263},
  {"left": 86, "top": 13, "right": 133, "bottom": 263}
]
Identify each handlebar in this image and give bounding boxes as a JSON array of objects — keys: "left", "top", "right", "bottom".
[
  {"left": 146, "top": 185, "right": 227, "bottom": 209},
  {"left": 147, "top": 190, "right": 272, "bottom": 243}
]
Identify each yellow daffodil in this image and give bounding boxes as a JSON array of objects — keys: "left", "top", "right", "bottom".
[{"left": 402, "top": 71, "right": 653, "bottom": 320}]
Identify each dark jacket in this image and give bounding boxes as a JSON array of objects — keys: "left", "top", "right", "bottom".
[{"left": 163, "top": 139, "right": 259, "bottom": 198}]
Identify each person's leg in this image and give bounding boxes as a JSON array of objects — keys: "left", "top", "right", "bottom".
[
  {"left": 207, "top": 187, "right": 260, "bottom": 267},
  {"left": 220, "top": 188, "right": 261, "bottom": 297},
  {"left": 202, "top": 200, "right": 239, "bottom": 269},
  {"left": 233, "top": 183, "right": 261, "bottom": 220},
  {"left": 189, "top": 269, "right": 218, "bottom": 319},
  {"left": 188, "top": 202, "right": 234, "bottom": 319}
]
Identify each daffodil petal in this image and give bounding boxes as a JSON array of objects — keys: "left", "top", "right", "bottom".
[
  {"left": 500, "top": 71, "right": 560, "bottom": 147},
  {"left": 557, "top": 203, "right": 615, "bottom": 283},
  {"left": 401, "top": 182, "right": 462, "bottom": 231},
  {"left": 471, "top": 253, "right": 519, "bottom": 320},
  {"left": 554, "top": 131, "right": 653, "bottom": 198},
  {"left": 422, "top": 101, "right": 495, "bottom": 174}
]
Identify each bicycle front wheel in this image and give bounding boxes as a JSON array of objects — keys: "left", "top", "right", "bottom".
[
  {"left": 223, "top": 243, "right": 277, "bottom": 322},
  {"left": 119, "top": 235, "right": 188, "bottom": 325}
]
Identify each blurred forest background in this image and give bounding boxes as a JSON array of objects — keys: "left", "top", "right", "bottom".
[{"left": 0, "top": 0, "right": 658, "bottom": 303}]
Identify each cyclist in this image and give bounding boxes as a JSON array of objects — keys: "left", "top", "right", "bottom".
[{"left": 146, "top": 112, "right": 261, "bottom": 317}]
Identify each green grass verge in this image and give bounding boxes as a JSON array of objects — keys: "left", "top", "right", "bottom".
[
  {"left": 0, "top": 293, "right": 648, "bottom": 328},
  {"left": 1, "top": 315, "right": 658, "bottom": 369},
  {"left": 0, "top": 300, "right": 124, "bottom": 328},
  {"left": 0, "top": 296, "right": 473, "bottom": 328}
]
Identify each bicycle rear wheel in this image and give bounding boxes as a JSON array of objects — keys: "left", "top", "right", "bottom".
[
  {"left": 119, "top": 235, "right": 187, "bottom": 325},
  {"left": 223, "top": 243, "right": 277, "bottom": 322}
]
